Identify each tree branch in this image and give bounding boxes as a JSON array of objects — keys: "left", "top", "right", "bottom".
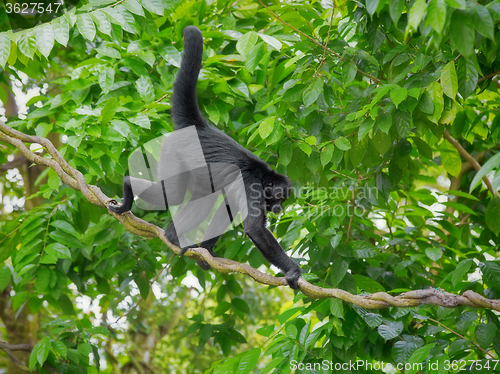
[
  {"left": 0, "top": 341, "right": 31, "bottom": 372},
  {"left": 0, "top": 155, "right": 28, "bottom": 171},
  {"left": 0, "top": 340, "right": 59, "bottom": 373},
  {"left": 442, "top": 130, "right": 496, "bottom": 196},
  {"left": 1, "top": 120, "right": 500, "bottom": 312},
  {"left": 477, "top": 70, "right": 500, "bottom": 83}
]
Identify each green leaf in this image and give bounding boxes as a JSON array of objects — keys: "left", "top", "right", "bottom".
[
  {"left": 425, "top": 247, "right": 442, "bottom": 261},
  {"left": 450, "top": 10, "right": 474, "bottom": 58},
  {"left": 480, "top": 261, "right": 500, "bottom": 289},
  {"left": 475, "top": 323, "right": 496, "bottom": 349},
  {"left": 486, "top": 197, "right": 500, "bottom": 235},
  {"left": 0, "top": 266, "right": 11, "bottom": 292},
  {"left": 426, "top": 81, "right": 444, "bottom": 124},
  {"left": 229, "top": 80, "right": 249, "bottom": 99},
  {"left": 298, "top": 142, "right": 312, "bottom": 156},
  {"left": 395, "top": 110, "right": 412, "bottom": 139},
  {"left": 451, "top": 259, "right": 472, "bottom": 286},
  {"left": 412, "top": 137, "right": 432, "bottom": 159},
  {"left": 390, "top": 86, "right": 407, "bottom": 107},
  {"left": 134, "top": 113, "right": 151, "bottom": 129},
  {"left": 372, "top": 131, "right": 391, "bottom": 156},
  {"left": 457, "top": 58, "right": 478, "bottom": 99},
  {"left": 76, "top": 14, "right": 97, "bottom": 41},
  {"left": 353, "top": 275, "right": 385, "bottom": 293},
  {"left": 100, "top": 97, "right": 119, "bottom": 125},
  {"left": 440, "top": 140, "right": 461, "bottom": 177},
  {"left": 258, "top": 33, "right": 282, "bottom": 51},
  {"left": 34, "top": 337, "right": 51, "bottom": 368},
  {"left": 359, "top": 117, "right": 374, "bottom": 141},
  {"left": 378, "top": 109, "right": 394, "bottom": 134},
  {"left": 123, "top": 0, "right": 145, "bottom": 16},
  {"left": 205, "top": 103, "right": 220, "bottom": 124},
  {"left": 342, "top": 62, "right": 357, "bottom": 85},
  {"left": 378, "top": 321, "right": 403, "bottom": 340},
  {"left": 91, "top": 11, "right": 112, "bottom": 37},
  {"left": 305, "top": 136, "right": 316, "bottom": 145},
  {"left": 0, "top": 33, "right": 11, "bottom": 68},
  {"left": 440, "top": 61, "right": 458, "bottom": 99},
  {"left": 470, "top": 153, "right": 500, "bottom": 193},
  {"left": 136, "top": 75, "right": 155, "bottom": 103},
  {"left": 139, "top": 0, "right": 164, "bottom": 15},
  {"left": 77, "top": 343, "right": 93, "bottom": 356},
  {"left": 445, "top": 0, "right": 465, "bottom": 9},
  {"left": 259, "top": 116, "right": 275, "bottom": 139},
  {"left": 405, "top": 344, "right": 436, "bottom": 374},
  {"left": 366, "top": 0, "right": 380, "bottom": 16},
  {"left": 236, "top": 348, "right": 260, "bottom": 374},
  {"left": 232, "top": 298, "right": 250, "bottom": 314},
  {"left": 59, "top": 294, "right": 76, "bottom": 315},
  {"left": 36, "top": 266, "right": 51, "bottom": 293},
  {"left": 52, "top": 341, "right": 68, "bottom": 358},
  {"left": 99, "top": 67, "right": 115, "bottom": 93},
  {"left": 52, "top": 18, "right": 69, "bottom": 46},
  {"left": 279, "top": 142, "right": 292, "bottom": 166},
  {"left": 236, "top": 31, "right": 258, "bottom": 57},
  {"left": 335, "top": 137, "right": 351, "bottom": 151},
  {"left": 29, "top": 347, "right": 38, "bottom": 370},
  {"left": 302, "top": 76, "right": 323, "bottom": 107},
  {"left": 256, "top": 325, "right": 274, "bottom": 337},
  {"left": 261, "top": 357, "right": 285, "bottom": 374},
  {"left": 408, "top": 0, "right": 426, "bottom": 31},
  {"left": 470, "top": 3, "right": 494, "bottom": 40},
  {"left": 427, "top": 0, "right": 446, "bottom": 32},
  {"left": 321, "top": 144, "right": 335, "bottom": 166},
  {"left": 51, "top": 220, "right": 79, "bottom": 237},
  {"left": 389, "top": 0, "right": 405, "bottom": 25},
  {"left": 18, "top": 31, "right": 36, "bottom": 59},
  {"left": 45, "top": 243, "right": 72, "bottom": 259},
  {"left": 35, "top": 24, "right": 54, "bottom": 58},
  {"left": 245, "top": 42, "right": 264, "bottom": 73}
]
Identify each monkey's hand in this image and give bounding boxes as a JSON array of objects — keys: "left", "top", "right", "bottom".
[
  {"left": 107, "top": 200, "right": 122, "bottom": 214},
  {"left": 285, "top": 266, "right": 302, "bottom": 290}
]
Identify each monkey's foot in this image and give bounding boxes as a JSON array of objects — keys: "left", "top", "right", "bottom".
[
  {"left": 285, "top": 267, "right": 302, "bottom": 290},
  {"left": 197, "top": 260, "right": 211, "bottom": 270}
]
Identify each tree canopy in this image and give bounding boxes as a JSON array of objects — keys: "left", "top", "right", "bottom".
[{"left": 1, "top": 0, "right": 500, "bottom": 373}]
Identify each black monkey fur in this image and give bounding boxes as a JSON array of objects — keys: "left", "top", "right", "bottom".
[{"left": 108, "top": 26, "right": 302, "bottom": 289}]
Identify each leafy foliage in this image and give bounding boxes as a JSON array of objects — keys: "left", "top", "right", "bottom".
[{"left": 1, "top": 0, "right": 500, "bottom": 373}]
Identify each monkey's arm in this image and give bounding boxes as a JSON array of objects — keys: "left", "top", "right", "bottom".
[{"left": 243, "top": 187, "right": 302, "bottom": 289}]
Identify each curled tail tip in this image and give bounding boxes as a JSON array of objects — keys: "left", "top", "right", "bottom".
[{"left": 183, "top": 26, "right": 202, "bottom": 41}]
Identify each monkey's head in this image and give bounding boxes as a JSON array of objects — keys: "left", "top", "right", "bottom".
[{"left": 263, "top": 172, "right": 292, "bottom": 214}]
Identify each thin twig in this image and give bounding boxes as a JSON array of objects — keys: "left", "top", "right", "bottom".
[
  {"left": 427, "top": 317, "right": 495, "bottom": 359},
  {"left": 256, "top": 0, "right": 383, "bottom": 84},
  {"left": 346, "top": 182, "right": 355, "bottom": 244},
  {"left": 442, "top": 130, "right": 496, "bottom": 197},
  {"left": 478, "top": 70, "right": 500, "bottom": 84}
]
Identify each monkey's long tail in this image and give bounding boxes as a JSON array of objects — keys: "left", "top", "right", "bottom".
[{"left": 171, "top": 26, "right": 206, "bottom": 128}]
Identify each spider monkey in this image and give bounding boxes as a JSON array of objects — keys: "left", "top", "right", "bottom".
[{"left": 108, "top": 26, "right": 302, "bottom": 289}]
